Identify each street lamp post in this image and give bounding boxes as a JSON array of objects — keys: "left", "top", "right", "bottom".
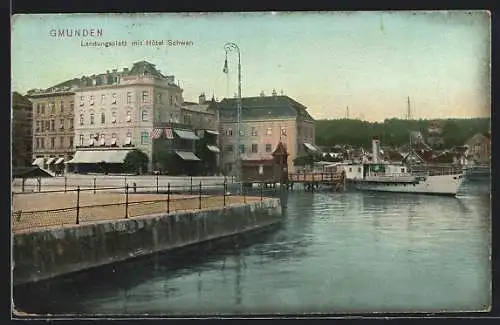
[{"left": 223, "top": 42, "right": 242, "bottom": 193}]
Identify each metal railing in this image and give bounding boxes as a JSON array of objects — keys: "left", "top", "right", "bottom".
[{"left": 12, "top": 180, "right": 281, "bottom": 234}]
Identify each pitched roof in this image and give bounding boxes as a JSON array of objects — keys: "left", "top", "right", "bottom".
[
  {"left": 218, "top": 95, "right": 314, "bottom": 121},
  {"left": 12, "top": 92, "right": 32, "bottom": 106},
  {"left": 128, "top": 61, "right": 166, "bottom": 78},
  {"left": 12, "top": 166, "right": 53, "bottom": 178}
]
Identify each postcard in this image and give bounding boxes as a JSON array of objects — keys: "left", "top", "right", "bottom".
[{"left": 11, "top": 11, "right": 491, "bottom": 317}]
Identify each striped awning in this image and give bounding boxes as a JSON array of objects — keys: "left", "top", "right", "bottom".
[
  {"left": 46, "top": 157, "right": 55, "bottom": 165},
  {"left": 54, "top": 158, "right": 65, "bottom": 164}
]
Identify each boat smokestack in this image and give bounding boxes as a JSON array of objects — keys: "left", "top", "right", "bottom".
[{"left": 372, "top": 136, "right": 380, "bottom": 163}]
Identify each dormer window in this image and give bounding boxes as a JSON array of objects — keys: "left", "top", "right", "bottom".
[
  {"left": 79, "top": 96, "right": 84, "bottom": 106},
  {"left": 112, "top": 93, "right": 117, "bottom": 104},
  {"left": 126, "top": 111, "right": 131, "bottom": 122},
  {"left": 89, "top": 95, "right": 95, "bottom": 106},
  {"left": 111, "top": 111, "right": 117, "bottom": 123}
]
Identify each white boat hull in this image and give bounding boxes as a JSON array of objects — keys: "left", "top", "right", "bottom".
[{"left": 349, "top": 174, "right": 465, "bottom": 196}]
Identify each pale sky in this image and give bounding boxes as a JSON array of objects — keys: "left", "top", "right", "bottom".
[{"left": 11, "top": 11, "right": 491, "bottom": 122}]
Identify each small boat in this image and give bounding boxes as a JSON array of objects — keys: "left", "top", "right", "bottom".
[{"left": 341, "top": 137, "right": 466, "bottom": 196}]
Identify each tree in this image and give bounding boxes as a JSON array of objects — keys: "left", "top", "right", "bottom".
[{"left": 123, "top": 149, "right": 149, "bottom": 174}]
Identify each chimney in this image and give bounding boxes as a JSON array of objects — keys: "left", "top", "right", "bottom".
[
  {"left": 199, "top": 93, "right": 206, "bottom": 104},
  {"left": 372, "top": 136, "right": 380, "bottom": 163},
  {"left": 166, "top": 75, "right": 175, "bottom": 83},
  {"left": 259, "top": 91, "right": 265, "bottom": 97},
  {"left": 272, "top": 89, "right": 277, "bottom": 96}
]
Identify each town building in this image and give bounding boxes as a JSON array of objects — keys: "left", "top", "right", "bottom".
[
  {"left": 12, "top": 92, "right": 33, "bottom": 167},
  {"left": 68, "top": 61, "right": 202, "bottom": 174},
  {"left": 26, "top": 80, "right": 79, "bottom": 174},
  {"left": 217, "top": 92, "right": 316, "bottom": 175},
  {"left": 465, "top": 132, "right": 491, "bottom": 165},
  {"left": 181, "top": 93, "right": 221, "bottom": 174}
]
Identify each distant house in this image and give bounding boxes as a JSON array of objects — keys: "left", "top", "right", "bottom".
[
  {"left": 381, "top": 149, "right": 404, "bottom": 164},
  {"left": 465, "top": 132, "right": 491, "bottom": 164}
]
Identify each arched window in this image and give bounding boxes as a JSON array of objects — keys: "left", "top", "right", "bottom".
[{"left": 101, "top": 112, "right": 105, "bottom": 124}]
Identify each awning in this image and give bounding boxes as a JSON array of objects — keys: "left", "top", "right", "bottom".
[
  {"left": 32, "top": 157, "right": 44, "bottom": 166},
  {"left": 174, "top": 129, "right": 199, "bottom": 140},
  {"left": 67, "top": 150, "right": 132, "bottom": 164},
  {"left": 175, "top": 151, "right": 201, "bottom": 161},
  {"left": 205, "top": 130, "right": 219, "bottom": 135},
  {"left": 207, "top": 145, "right": 220, "bottom": 153},
  {"left": 303, "top": 142, "right": 318, "bottom": 152},
  {"left": 46, "top": 157, "right": 55, "bottom": 165},
  {"left": 54, "top": 158, "right": 65, "bottom": 164}
]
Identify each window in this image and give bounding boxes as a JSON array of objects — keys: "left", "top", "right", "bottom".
[
  {"left": 70, "top": 101, "right": 74, "bottom": 110},
  {"left": 60, "top": 137, "right": 64, "bottom": 148},
  {"left": 225, "top": 144, "right": 233, "bottom": 152},
  {"left": 111, "top": 111, "right": 117, "bottom": 123},
  {"left": 90, "top": 113, "right": 95, "bottom": 125},
  {"left": 41, "top": 103, "right": 45, "bottom": 114},
  {"left": 156, "top": 110, "right": 162, "bottom": 122},
  {"left": 156, "top": 93, "right": 163, "bottom": 104},
  {"left": 239, "top": 144, "right": 245, "bottom": 153},
  {"left": 225, "top": 163, "right": 232, "bottom": 173},
  {"left": 251, "top": 127, "right": 258, "bottom": 136},
  {"left": 69, "top": 118, "right": 74, "bottom": 129},
  {"left": 401, "top": 168, "right": 405, "bottom": 173},
  {"left": 79, "top": 96, "right": 84, "bottom": 106},
  {"left": 89, "top": 96, "right": 94, "bottom": 106},
  {"left": 36, "top": 104, "right": 40, "bottom": 114},
  {"left": 281, "top": 127, "right": 286, "bottom": 135},
  {"left": 169, "top": 95, "right": 173, "bottom": 106},
  {"left": 35, "top": 121, "right": 40, "bottom": 132},
  {"left": 239, "top": 129, "right": 245, "bottom": 136},
  {"left": 50, "top": 137, "right": 55, "bottom": 148},
  {"left": 358, "top": 167, "right": 361, "bottom": 173},
  {"left": 112, "top": 133, "right": 117, "bottom": 138},
  {"left": 60, "top": 101, "right": 64, "bottom": 113},
  {"left": 127, "top": 92, "right": 132, "bottom": 104},
  {"left": 101, "top": 94, "right": 106, "bottom": 104},
  {"left": 252, "top": 144, "right": 258, "bottom": 153},
  {"left": 50, "top": 102, "right": 55, "bottom": 114},
  {"left": 60, "top": 119, "right": 64, "bottom": 129},
  {"left": 226, "top": 128, "right": 233, "bottom": 136},
  {"left": 266, "top": 127, "right": 272, "bottom": 135},
  {"left": 79, "top": 135, "right": 84, "bottom": 146},
  {"left": 41, "top": 138, "right": 45, "bottom": 148},
  {"left": 126, "top": 111, "right": 131, "bottom": 122},
  {"left": 126, "top": 132, "right": 132, "bottom": 138},
  {"left": 141, "top": 132, "right": 149, "bottom": 144},
  {"left": 265, "top": 144, "right": 272, "bottom": 152},
  {"left": 101, "top": 112, "right": 105, "bottom": 124},
  {"left": 142, "top": 90, "right": 149, "bottom": 103},
  {"left": 112, "top": 93, "right": 117, "bottom": 104},
  {"left": 141, "top": 110, "right": 148, "bottom": 121},
  {"left": 349, "top": 167, "right": 352, "bottom": 172},
  {"left": 79, "top": 114, "right": 84, "bottom": 125},
  {"left": 50, "top": 120, "right": 55, "bottom": 131},
  {"left": 36, "top": 138, "right": 39, "bottom": 148},
  {"left": 69, "top": 137, "right": 73, "bottom": 148}
]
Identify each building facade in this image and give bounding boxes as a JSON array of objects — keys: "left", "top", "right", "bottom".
[
  {"left": 27, "top": 80, "right": 78, "bottom": 172},
  {"left": 12, "top": 92, "right": 33, "bottom": 167},
  {"left": 465, "top": 132, "right": 491, "bottom": 164},
  {"left": 218, "top": 93, "right": 316, "bottom": 175},
  {"left": 70, "top": 61, "right": 203, "bottom": 173}
]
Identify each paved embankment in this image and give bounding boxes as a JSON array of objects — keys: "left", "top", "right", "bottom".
[{"left": 13, "top": 197, "right": 282, "bottom": 286}]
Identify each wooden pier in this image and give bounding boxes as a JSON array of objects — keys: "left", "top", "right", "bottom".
[{"left": 243, "top": 171, "right": 346, "bottom": 192}]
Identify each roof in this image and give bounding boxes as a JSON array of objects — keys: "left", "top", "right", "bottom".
[
  {"left": 12, "top": 92, "right": 32, "bottom": 107},
  {"left": 12, "top": 167, "right": 53, "bottom": 178},
  {"left": 128, "top": 61, "right": 167, "bottom": 78},
  {"left": 218, "top": 95, "right": 314, "bottom": 121}
]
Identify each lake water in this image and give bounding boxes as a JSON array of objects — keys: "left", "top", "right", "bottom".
[{"left": 13, "top": 180, "right": 491, "bottom": 316}]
